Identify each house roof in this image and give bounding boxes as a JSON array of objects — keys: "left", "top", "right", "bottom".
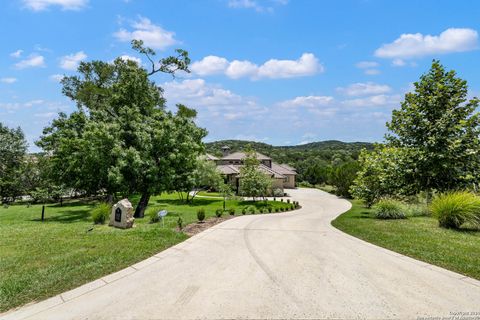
[
  {"left": 216, "top": 165, "right": 240, "bottom": 175},
  {"left": 271, "top": 163, "right": 297, "bottom": 175},
  {"left": 257, "top": 164, "right": 285, "bottom": 178},
  {"left": 205, "top": 153, "right": 219, "bottom": 161},
  {"left": 221, "top": 151, "right": 271, "bottom": 161}
]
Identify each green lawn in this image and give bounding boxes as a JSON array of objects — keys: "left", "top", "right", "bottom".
[
  {"left": 196, "top": 191, "right": 222, "bottom": 197},
  {"left": 0, "top": 193, "right": 292, "bottom": 312},
  {"left": 332, "top": 200, "right": 480, "bottom": 280}
]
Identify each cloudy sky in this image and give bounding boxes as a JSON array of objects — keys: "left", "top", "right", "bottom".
[{"left": 1, "top": 0, "right": 479, "bottom": 151}]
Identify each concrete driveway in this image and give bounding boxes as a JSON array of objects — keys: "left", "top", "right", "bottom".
[{"left": 3, "top": 188, "right": 480, "bottom": 319}]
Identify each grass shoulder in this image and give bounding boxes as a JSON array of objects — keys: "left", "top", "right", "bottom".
[
  {"left": 331, "top": 199, "right": 480, "bottom": 280},
  {"left": 0, "top": 193, "right": 296, "bottom": 312}
]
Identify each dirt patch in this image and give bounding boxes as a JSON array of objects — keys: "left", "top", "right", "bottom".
[{"left": 180, "top": 215, "right": 237, "bottom": 236}]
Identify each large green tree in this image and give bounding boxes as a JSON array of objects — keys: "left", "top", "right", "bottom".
[
  {"left": 37, "top": 40, "right": 206, "bottom": 217},
  {"left": 0, "top": 123, "right": 27, "bottom": 203},
  {"left": 386, "top": 60, "right": 480, "bottom": 195}
]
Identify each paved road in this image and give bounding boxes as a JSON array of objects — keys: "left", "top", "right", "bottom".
[{"left": 3, "top": 188, "right": 480, "bottom": 320}]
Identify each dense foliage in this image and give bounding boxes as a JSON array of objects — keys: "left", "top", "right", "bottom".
[
  {"left": 352, "top": 60, "right": 480, "bottom": 206},
  {"left": 0, "top": 124, "right": 27, "bottom": 203},
  {"left": 386, "top": 61, "right": 480, "bottom": 194},
  {"left": 36, "top": 40, "right": 206, "bottom": 217},
  {"left": 238, "top": 149, "right": 272, "bottom": 199}
]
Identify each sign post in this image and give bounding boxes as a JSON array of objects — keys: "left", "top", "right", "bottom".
[{"left": 158, "top": 210, "right": 168, "bottom": 227}]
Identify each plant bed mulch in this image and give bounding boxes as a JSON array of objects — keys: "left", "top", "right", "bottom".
[{"left": 179, "top": 215, "right": 236, "bottom": 236}]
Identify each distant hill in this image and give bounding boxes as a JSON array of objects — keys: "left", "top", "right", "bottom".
[{"left": 206, "top": 140, "right": 374, "bottom": 176}]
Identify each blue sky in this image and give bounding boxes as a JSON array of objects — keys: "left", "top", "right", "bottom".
[{"left": 1, "top": 0, "right": 479, "bottom": 151}]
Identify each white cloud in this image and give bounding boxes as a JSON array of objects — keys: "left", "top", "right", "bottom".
[
  {"left": 118, "top": 55, "right": 142, "bottom": 64},
  {"left": 190, "top": 53, "right": 323, "bottom": 80},
  {"left": 364, "top": 69, "right": 380, "bottom": 75},
  {"left": 392, "top": 58, "right": 406, "bottom": 66},
  {"left": 1, "top": 78, "right": 18, "bottom": 84},
  {"left": 50, "top": 74, "right": 64, "bottom": 82},
  {"left": 14, "top": 54, "right": 45, "bottom": 69},
  {"left": 59, "top": 51, "right": 87, "bottom": 70},
  {"left": 278, "top": 95, "right": 334, "bottom": 108},
  {"left": 375, "top": 28, "right": 478, "bottom": 59},
  {"left": 190, "top": 56, "right": 229, "bottom": 76},
  {"left": 342, "top": 94, "right": 401, "bottom": 107},
  {"left": 162, "top": 78, "right": 266, "bottom": 121},
  {"left": 337, "top": 82, "right": 391, "bottom": 96},
  {"left": 258, "top": 53, "right": 322, "bottom": 79},
  {"left": 228, "top": 0, "right": 264, "bottom": 11},
  {"left": 225, "top": 60, "right": 258, "bottom": 79},
  {"left": 355, "top": 61, "right": 379, "bottom": 69},
  {"left": 10, "top": 50, "right": 23, "bottom": 58},
  {"left": 227, "top": 0, "right": 287, "bottom": 12},
  {"left": 114, "top": 16, "right": 178, "bottom": 50},
  {"left": 23, "top": 0, "right": 88, "bottom": 11}
]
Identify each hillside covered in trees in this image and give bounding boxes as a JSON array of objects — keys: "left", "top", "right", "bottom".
[{"left": 206, "top": 140, "right": 374, "bottom": 188}]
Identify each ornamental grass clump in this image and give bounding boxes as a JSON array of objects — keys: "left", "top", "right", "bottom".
[
  {"left": 373, "top": 199, "right": 406, "bottom": 219},
  {"left": 431, "top": 191, "right": 480, "bottom": 229},
  {"left": 91, "top": 203, "right": 111, "bottom": 224},
  {"left": 215, "top": 208, "right": 223, "bottom": 218},
  {"left": 229, "top": 208, "right": 235, "bottom": 215}
]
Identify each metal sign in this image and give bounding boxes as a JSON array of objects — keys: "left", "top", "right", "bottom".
[
  {"left": 158, "top": 210, "right": 168, "bottom": 217},
  {"left": 115, "top": 207, "right": 122, "bottom": 222}
]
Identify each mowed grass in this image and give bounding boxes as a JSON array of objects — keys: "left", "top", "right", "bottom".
[
  {"left": 0, "top": 193, "right": 292, "bottom": 312},
  {"left": 332, "top": 200, "right": 480, "bottom": 280}
]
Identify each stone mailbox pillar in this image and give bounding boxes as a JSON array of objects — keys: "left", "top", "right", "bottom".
[{"left": 109, "top": 199, "right": 135, "bottom": 229}]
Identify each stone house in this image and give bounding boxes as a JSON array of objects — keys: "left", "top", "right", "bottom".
[{"left": 207, "top": 146, "right": 297, "bottom": 194}]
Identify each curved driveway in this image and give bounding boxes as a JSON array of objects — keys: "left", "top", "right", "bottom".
[{"left": 4, "top": 188, "right": 480, "bottom": 319}]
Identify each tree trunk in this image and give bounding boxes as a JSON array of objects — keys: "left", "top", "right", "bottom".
[
  {"left": 106, "top": 194, "right": 114, "bottom": 205},
  {"left": 134, "top": 192, "right": 150, "bottom": 218}
]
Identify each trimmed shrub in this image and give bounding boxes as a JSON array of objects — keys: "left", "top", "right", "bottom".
[
  {"left": 215, "top": 208, "right": 223, "bottom": 218},
  {"left": 197, "top": 208, "right": 206, "bottom": 222},
  {"left": 273, "top": 188, "right": 283, "bottom": 197},
  {"left": 291, "top": 204, "right": 295, "bottom": 210},
  {"left": 268, "top": 207, "right": 272, "bottom": 213},
  {"left": 431, "top": 191, "right": 480, "bottom": 229},
  {"left": 248, "top": 206, "right": 256, "bottom": 214},
  {"left": 229, "top": 208, "right": 235, "bottom": 215},
  {"left": 275, "top": 207, "right": 279, "bottom": 212},
  {"left": 373, "top": 199, "right": 406, "bottom": 219},
  {"left": 91, "top": 203, "right": 111, "bottom": 224},
  {"left": 287, "top": 199, "right": 290, "bottom": 204},
  {"left": 259, "top": 208, "right": 264, "bottom": 214}
]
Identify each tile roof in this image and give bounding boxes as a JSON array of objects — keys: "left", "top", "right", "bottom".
[
  {"left": 221, "top": 151, "right": 271, "bottom": 161},
  {"left": 216, "top": 165, "right": 240, "bottom": 175},
  {"left": 271, "top": 163, "right": 297, "bottom": 175}
]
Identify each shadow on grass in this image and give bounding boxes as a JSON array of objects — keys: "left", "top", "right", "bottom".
[
  {"left": 30, "top": 209, "right": 92, "bottom": 223},
  {"left": 153, "top": 198, "right": 221, "bottom": 207}
]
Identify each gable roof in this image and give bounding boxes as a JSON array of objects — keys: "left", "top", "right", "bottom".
[
  {"left": 205, "top": 153, "right": 219, "bottom": 161},
  {"left": 221, "top": 151, "right": 271, "bottom": 161},
  {"left": 271, "top": 163, "right": 297, "bottom": 175},
  {"left": 216, "top": 164, "right": 240, "bottom": 175}
]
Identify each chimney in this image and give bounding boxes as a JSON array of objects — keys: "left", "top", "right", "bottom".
[{"left": 221, "top": 145, "right": 231, "bottom": 157}]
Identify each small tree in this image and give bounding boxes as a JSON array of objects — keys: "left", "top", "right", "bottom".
[
  {"left": 176, "top": 158, "right": 223, "bottom": 203},
  {"left": 238, "top": 149, "right": 272, "bottom": 200},
  {"left": 350, "top": 146, "right": 416, "bottom": 207}
]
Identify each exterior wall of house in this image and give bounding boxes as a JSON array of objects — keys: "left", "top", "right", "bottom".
[
  {"left": 283, "top": 174, "right": 296, "bottom": 188},
  {"left": 272, "top": 178, "right": 285, "bottom": 192}
]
